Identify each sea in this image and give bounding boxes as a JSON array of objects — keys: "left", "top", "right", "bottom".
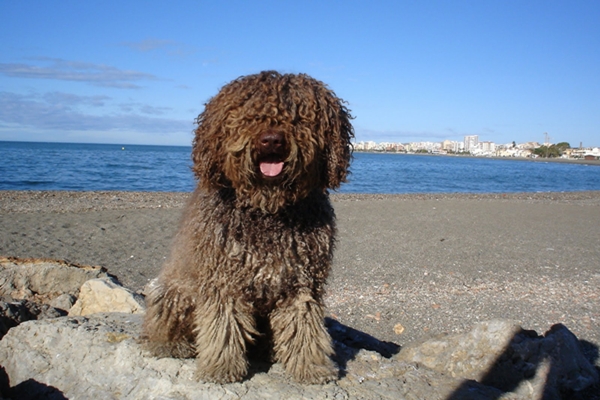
[{"left": 1, "top": 141, "right": 599, "bottom": 194}]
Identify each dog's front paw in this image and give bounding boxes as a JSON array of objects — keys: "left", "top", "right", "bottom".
[
  {"left": 195, "top": 357, "right": 249, "bottom": 384},
  {"left": 288, "top": 358, "right": 338, "bottom": 384},
  {"left": 143, "top": 340, "right": 196, "bottom": 359}
]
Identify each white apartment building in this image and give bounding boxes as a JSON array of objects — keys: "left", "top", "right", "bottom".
[
  {"left": 464, "top": 135, "right": 479, "bottom": 152},
  {"left": 441, "top": 140, "right": 460, "bottom": 152},
  {"left": 480, "top": 141, "right": 496, "bottom": 153}
]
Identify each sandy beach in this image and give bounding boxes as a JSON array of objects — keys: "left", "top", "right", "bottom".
[{"left": 1, "top": 190, "right": 599, "bottom": 356}]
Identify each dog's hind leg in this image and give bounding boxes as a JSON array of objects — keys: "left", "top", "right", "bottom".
[
  {"left": 193, "top": 293, "right": 258, "bottom": 383},
  {"left": 142, "top": 280, "right": 197, "bottom": 358},
  {"left": 270, "top": 291, "right": 337, "bottom": 384}
]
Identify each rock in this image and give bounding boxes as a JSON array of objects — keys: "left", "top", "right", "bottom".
[
  {"left": 0, "top": 315, "right": 596, "bottom": 399},
  {"left": 0, "top": 298, "right": 64, "bottom": 339},
  {"left": 48, "top": 294, "right": 76, "bottom": 312},
  {"left": 0, "top": 257, "right": 111, "bottom": 304},
  {"left": 0, "top": 313, "right": 480, "bottom": 400},
  {"left": 0, "top": 300, "right": 35, "bottom": 339},
  {"left": 397, "top": 319, "right": 523, "bottom": 379},
  {"left": 396, "top": 319, "right": 599, "bottom": 399},
  {"left": 0, "top": 258, "right": 144, "bottom": 341},
  {"left": 68, "top": 278, "right": 145, "bottom": 316}
]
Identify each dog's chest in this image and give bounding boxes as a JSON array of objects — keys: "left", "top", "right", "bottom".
[
  {"left": 225, "top": 218, "right": 312, "bottom": 284},
  {"left": 217, "top": 204, "right": 335, "bottom": 303}
]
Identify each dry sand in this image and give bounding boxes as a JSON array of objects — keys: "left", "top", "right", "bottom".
[{"left": 1, "top": 190, "right": 599, "bottom": 357}]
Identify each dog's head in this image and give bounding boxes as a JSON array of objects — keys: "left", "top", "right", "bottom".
[{"left": 192, "top": 71, "right": 354, "bottom": 213}]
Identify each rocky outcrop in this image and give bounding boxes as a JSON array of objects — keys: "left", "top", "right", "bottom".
[
  {"left": 0, "top": 257, "right": 143, "bottom": 318},
  {"left": 0, "top": 257, "right": 111, "bottom": 304},
  {"left": 0, "top": 257, "right": 114, "bottom": 340},
  {"left": 397, "top": 319, "right": 599, "bottom": 399},
  {"left": 0, "top": 315, "right": 597, "bottom": 400},
  {"left": 0, "top": 257, "right": 597, "bottom": 399}
]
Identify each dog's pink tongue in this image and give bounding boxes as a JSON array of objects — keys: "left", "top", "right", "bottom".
[{"left": 260, "top": 162, "right": 284, "bottom": 177}]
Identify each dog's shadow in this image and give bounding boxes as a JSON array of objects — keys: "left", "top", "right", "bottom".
[
  {"left": 325, "top": 318, "right": 401, "bottom": 377},
  {"left": 247, "top": 318, "right": 400, "bottom": 380}
]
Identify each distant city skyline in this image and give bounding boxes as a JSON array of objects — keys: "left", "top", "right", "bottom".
[
  {"left": 354, "top": 134, "right": 600, "bottom": 159},
  {"left": 355, "top": 134, "right": 600, "bottom": 148},
  {"left": 353, "top": 134, "right": 593, "bottom": 149}
]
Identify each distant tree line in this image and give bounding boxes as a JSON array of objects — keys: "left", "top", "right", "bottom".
[{"left": 533, "top": 142, "right": 571, "bottom": 158}]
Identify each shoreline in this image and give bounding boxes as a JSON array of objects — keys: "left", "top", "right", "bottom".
[
  {"left": 354, "top": 150, "right": 600, "bottom": 166},
  {"left": 2, "top": 190, "right": 600, "bottom": 214}
]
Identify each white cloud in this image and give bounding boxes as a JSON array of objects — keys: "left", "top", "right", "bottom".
[
  {"left": 42, "top": 92, "right": 110, "bottom": 107},
  {"left": 0, "top": 57, "right": 158, "bottom": 88},
  {"left": 0, "top": 91, "right": 190, "bottom": 134},
  {"left": 119, "top": 39, "right": 176, "bottom": 52},
  {"left": 118, "top": 39, "right": 196, "bottom": 58},
  {"left": 139, "top": 105, "right": 172, "bottom": 115},
  {"left": 355, "top": 128, "right": 450, "bottom": 143}
]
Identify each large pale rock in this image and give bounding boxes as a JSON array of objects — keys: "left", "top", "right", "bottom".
[
  {"left": 397, "top": 319, "right": 523, "bottom": 379},
  {"left": 0, "top": 315, "right": 596, "bottom": 399},
  {"left": 68, "top": 277, "right": 145, "bottom": 316},
  {"left": 397, "top": 319, "right": 599, "bottom": 400},
  {"left": 0, "top": 257, "right": 110, "bottom": 304}
]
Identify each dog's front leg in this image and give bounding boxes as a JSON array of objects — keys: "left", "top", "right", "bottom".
[
  {"left": 270, "top": 290, "right": 337, "bottom": 384},
  {"left": 142, "top": 280, "right": 197, "bottom": 359},
  {"left": 193, "top": 293, "right": 258, "bottom": 383}
]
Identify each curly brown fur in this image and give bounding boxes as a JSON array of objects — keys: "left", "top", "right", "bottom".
[
  {"left": 191, "top": 71, "right": 353, "bottom": 214},
  {"left": 143, "top": 71, "right": 353, "bottom": 384}
]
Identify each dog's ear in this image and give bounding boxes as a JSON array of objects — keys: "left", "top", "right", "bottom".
[
  {"left": 322, "top": 97, "right": 354, "bottom": 190},
  {"left": 290, "top": 74, "right": 354, "bottom": 191},
  {"left": 191, "top": 105, "right": 229, "bottom": 189}
]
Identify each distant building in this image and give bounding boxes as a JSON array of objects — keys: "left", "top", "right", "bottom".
[
  {"left": 480, "top": 141, "right": 496, "bottom": 153},
  {"left": 464, "top": 135, "right": 479, "bottom": 152},
  {"left": 441, "top": 140, "right": 460, "bottom": 153},
  {"left": 354, "top": 141, "right": 378, "bottom": 151},
  {"left": 364, "top": 141, "right": 377, "bottom": 150},
  {"left": 384, "top": 142, "right": 405, "bottom": 152},
  {"left": 519, "top": 142, "right": 539, "bottom": 150},
  {"left": 406, "top": 141, "right": 441, "bottom": 153}
]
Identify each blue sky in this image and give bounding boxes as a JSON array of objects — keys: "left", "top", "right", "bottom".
[{"left": 1, "top": 1, "right": 599, "bottom": 147}]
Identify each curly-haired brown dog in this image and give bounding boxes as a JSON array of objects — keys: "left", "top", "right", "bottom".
[{"left": 143, "top": 71, "right": 354, "bottom": 384}]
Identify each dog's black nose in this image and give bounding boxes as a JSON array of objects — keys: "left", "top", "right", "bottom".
[{"left": 259, "top": 131, "right": 285, "bottom": 153}]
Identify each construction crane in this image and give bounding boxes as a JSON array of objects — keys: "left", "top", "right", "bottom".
[{"left": 544, "top": 132, "right": 550, "bottom": 158}]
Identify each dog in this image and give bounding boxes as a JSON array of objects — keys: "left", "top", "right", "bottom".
[{"left": 143, "top": 71, "right": 353, "bottom": 384}]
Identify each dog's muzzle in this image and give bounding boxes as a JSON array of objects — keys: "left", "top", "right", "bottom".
[{"left": 257, "top": 131, "right": 287, "bottom": 179}]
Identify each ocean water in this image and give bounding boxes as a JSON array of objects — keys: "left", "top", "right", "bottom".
[
  {"left": 1, "top": 141, "right": 599, "bottom": 194},
  {"left": 346, "top": 152, "right": 600, "bottom": 194}
]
